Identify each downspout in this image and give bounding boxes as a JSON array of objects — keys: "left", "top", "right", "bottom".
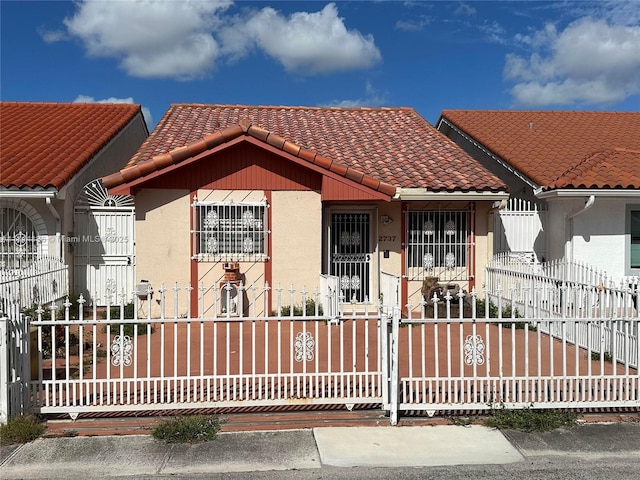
[
  {"left": 566, "top": 195, "right": 595, "bottom": 266},
  {"left": 45, "top": 197, "right": 62, "bottom": 259}
]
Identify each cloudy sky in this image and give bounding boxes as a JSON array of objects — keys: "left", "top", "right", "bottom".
[{"left": 2, "top": 0, "right": 638, "bottom": 129}]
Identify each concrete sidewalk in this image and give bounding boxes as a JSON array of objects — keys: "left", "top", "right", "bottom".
[{"left": 1, "top": 422, "right": 639, "bottom": 479}]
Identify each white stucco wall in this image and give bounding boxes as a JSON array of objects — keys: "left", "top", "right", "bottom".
[{"left": 545, "top": 196, "right": 639, "bottom": 281}]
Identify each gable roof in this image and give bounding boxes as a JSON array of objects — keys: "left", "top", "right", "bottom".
[
  {"left": 438, "top": 110, "right": 640, "bottom": 190},
  {"left": 103, "top": 104, "right": 507, "bottom": 196},
  {"left": 0, "top": 102, "right": 143, "bottom": 190}
]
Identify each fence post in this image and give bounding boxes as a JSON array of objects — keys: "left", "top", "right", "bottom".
[
  {"left": 0, "top": 316, "right": 8, "bottom": 424},
  {"left": 21, "top": 313, "right": 31, "bottom": 416},
  {"left": 389, "top": 306, "right": 401, "bottom": 426}
]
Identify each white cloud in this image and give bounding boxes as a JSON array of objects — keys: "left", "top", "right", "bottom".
[
  {"left": 38, "top": 28, "right": 68, "bottom": 43},
  {"left": 74, "top": 95, "right": 153, "bottom": 130},
  {"left": 61, "top": 1, "right": 381, "bottom": 79},
  {"left": 504, "top": 18, "right": 640, "bottom": 106},
  {"left": 221, "top": 3, "right": 381, "bottom": 74},
  {"left": 455, "top": 3, "right": 476, "bottom": 17},
  {"left": 64, "top": 0, "right": 232, "bottom": 80},
  {"left": 395, "top": 16, "right": 431, "bottom": 32},
  {"left": 324, "top": 81, "right": 387, "bottom": 108}
]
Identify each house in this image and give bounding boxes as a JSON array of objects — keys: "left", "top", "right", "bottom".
[
  {"left": 103, "top": 104, "right": 508, "bottom": 316},
  {"left": 0, "top": 102, "right": 149, "bottom": 307},
  {"left": 437, "top": 110, "right": 640, "bottom": 283}
]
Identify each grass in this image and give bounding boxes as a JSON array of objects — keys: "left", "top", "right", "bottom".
[
  {"left": 152, "top": 415, "right": 224, "bottom": 443},
  {"left": 484, "top": 406, "right": 578, "bottom": 432},
  {"left": 0, "top": 415, "right": 45, "bottom": 445}
]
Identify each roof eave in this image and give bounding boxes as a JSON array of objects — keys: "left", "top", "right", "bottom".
[
  {"left": 0, "top": 188, "right": 58, "bottom": 198},
  {"left": 395, "top": 188, "right": 509, "bottom": 201},
  {"left": 536, "top": 188, "right": 640, "bottom": 199},
  {"left": 437, "top": 117, "right": 540, "bottom": 190}
]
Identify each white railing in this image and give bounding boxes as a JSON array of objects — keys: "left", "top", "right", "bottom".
[
  {"left": 0, "top": 257, "right": 69, "bottom": 314},
  {"left": 23, "top": 283, "right": 385, "bottom": 417},
  {"left": 399, "top": 288, "right": 639, "bottom": 413},
  {"left": 3, "top": 278, "right": 639, "bottom": 424}
]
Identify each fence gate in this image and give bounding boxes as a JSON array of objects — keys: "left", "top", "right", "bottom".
[
  {"left": 0, "top": 306, "right": 30, "bottom": 423},
  {"left": 494, "top": 198, "right": 547, "bottom": 262},
  {"left": 74, "top": 180, "right": 135, "bottom": 306}
]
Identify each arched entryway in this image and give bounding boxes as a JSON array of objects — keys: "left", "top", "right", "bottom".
[{"left": 73, "top": 180, "right": 135, "bottom": 305}]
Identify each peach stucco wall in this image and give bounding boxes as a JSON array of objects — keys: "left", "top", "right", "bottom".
[
  {"left": 132, "top": 187, "right": 495, "bottom": 317},
  {"left": 134, "top": 188, "right": 191, "bottom": 317},
  {"left": 271, "top": 190, "right": 323, "bottom": 301}
]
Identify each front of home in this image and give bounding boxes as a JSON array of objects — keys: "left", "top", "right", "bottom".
[
  {"left": 103, "top": 105, "right": 508, "bottom": 317},
  {"left": 437, "top": 110, "right": 640, "bottom": 282}
]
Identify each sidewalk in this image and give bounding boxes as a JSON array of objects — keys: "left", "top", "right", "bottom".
[{"left": 1, "top": 416, "right": 639, "bottom": 479}]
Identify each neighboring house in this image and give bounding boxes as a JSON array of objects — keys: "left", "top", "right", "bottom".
[
  {"left": 0, "top": 102, "right": 149, "bottom": 306},
  {"left": 103, "top": 104, "right": 508, "bottom": 316},
  {"left": 437, "top": 110, "right": 640, "bottom": 281}
]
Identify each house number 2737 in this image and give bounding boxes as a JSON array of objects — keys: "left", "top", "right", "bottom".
[{"left": 378, "top": 236, "right": 397, "bottom": 242}]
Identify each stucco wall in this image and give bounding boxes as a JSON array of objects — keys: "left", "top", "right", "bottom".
[
  {"left": 271, "top": 190, "right": 322, "bottom": 303},
  {"left": 134, "top": 188, "right": 191, "bottom": 317},
  {"left": 545, "top": 196, "right": 638, "bottom": 281}
]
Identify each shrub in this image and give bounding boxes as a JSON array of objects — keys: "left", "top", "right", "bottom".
[
  {"left": 484, "top": 406, "right": 577, "bottom": 432},
  {"left": 272, "top": 299, "right": 324, "bottom": 317},
  {"left": 0, "top": 415, "right": 45, "bottom": 445},
  {"left": 475, "top": 298, "right": 535, "bottom": 330},
  {"left": 591, "top": 351, "right": 613, "bottom": 362},
  {"left": 39, "top": 325, "right": 79, "bottom": 359},
  {"left": 152, "top": 415, "right": 223, "bottom": 443},
  {"left": 102, "top": 303, "right": 152, "bottom": 336},
  {"left": 103, "top": 302, "right": 136, "bottom": 320}
]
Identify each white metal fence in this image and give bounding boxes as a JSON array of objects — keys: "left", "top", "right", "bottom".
[
  {"left": 493, "top": 198, "right": 547, "bottom": 262},
  {"left": 0, "top": 256, "right": 69, "bottom": 315},
  {"left": 11, "top": 283, "right": 386, "bottom": 420},
  {"left": 399, "top": 284, "right": 639, "bottom": 415},
  {"left": 1, "top": 278, "right": 639, "bottom": 424}
]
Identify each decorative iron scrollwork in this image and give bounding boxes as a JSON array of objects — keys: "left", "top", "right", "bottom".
[{"left": 294, "top": 332, "right": 315, "bottom": 362}]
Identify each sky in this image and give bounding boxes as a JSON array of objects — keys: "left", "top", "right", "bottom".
[{"left": 1, "top": 0, "right": 639, "bottom": 130}]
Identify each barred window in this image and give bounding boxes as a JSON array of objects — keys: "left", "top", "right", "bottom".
[
  {"left": 406, "top": 210, "right": 469, "bottom": 280},
  {"left": 193, "top": 200, "right": 268, "bottom": 261},
  {"left": 0, "top": 207, "right": 40, "bottom": 269}
]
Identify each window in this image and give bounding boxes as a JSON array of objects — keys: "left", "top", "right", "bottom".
[
  {"left": 406, "top": 210, "right": 469, "bottom": 281},
  {"left": 631, "top": 209, "right": 640, "bottom": 269},
  {"left": 0, "top": 207, "right": 40, "bottom": 268},
  {"left": 193, "top": 200, "right": 268, "bottom": 261}
]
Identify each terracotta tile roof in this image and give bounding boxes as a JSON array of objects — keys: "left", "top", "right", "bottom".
[
  {"left": 550, "top": 148, "right": 640, "bottom": 190},
  {"left": 439, "top": 110, "right": 640, "bottom": 190},
  {"left": 1, "top": 102, "right": 142, "bottom": 189},
  {"left": 104, "top": 104, "right": 507, "bottom": 194}
]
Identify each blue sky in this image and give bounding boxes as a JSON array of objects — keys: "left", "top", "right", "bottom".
[{"left": 2, "top": 1, "right": 639, "bottom": 130}]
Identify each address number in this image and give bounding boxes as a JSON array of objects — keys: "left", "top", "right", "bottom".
[{"left": 378, "top": 235, "right": 397, "bottom": 242}]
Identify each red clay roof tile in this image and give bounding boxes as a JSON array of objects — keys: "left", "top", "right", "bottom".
[
  {"left": 105, "top": 104, "right": 507, "bottom": 195},
  {"left": 440, "top": 110, "right": 640, "bottom": 190},
  {"left": 1, "top": 102, "right": 141, "bottom": 189}
]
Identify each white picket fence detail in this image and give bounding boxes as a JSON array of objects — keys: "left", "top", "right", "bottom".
[{"left": 0, "top": 256, "right": 69, "bottom": 314}]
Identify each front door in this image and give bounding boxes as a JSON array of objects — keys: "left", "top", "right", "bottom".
[{"left": 329, "top": 212, "right": 372, "bottom": 302}]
